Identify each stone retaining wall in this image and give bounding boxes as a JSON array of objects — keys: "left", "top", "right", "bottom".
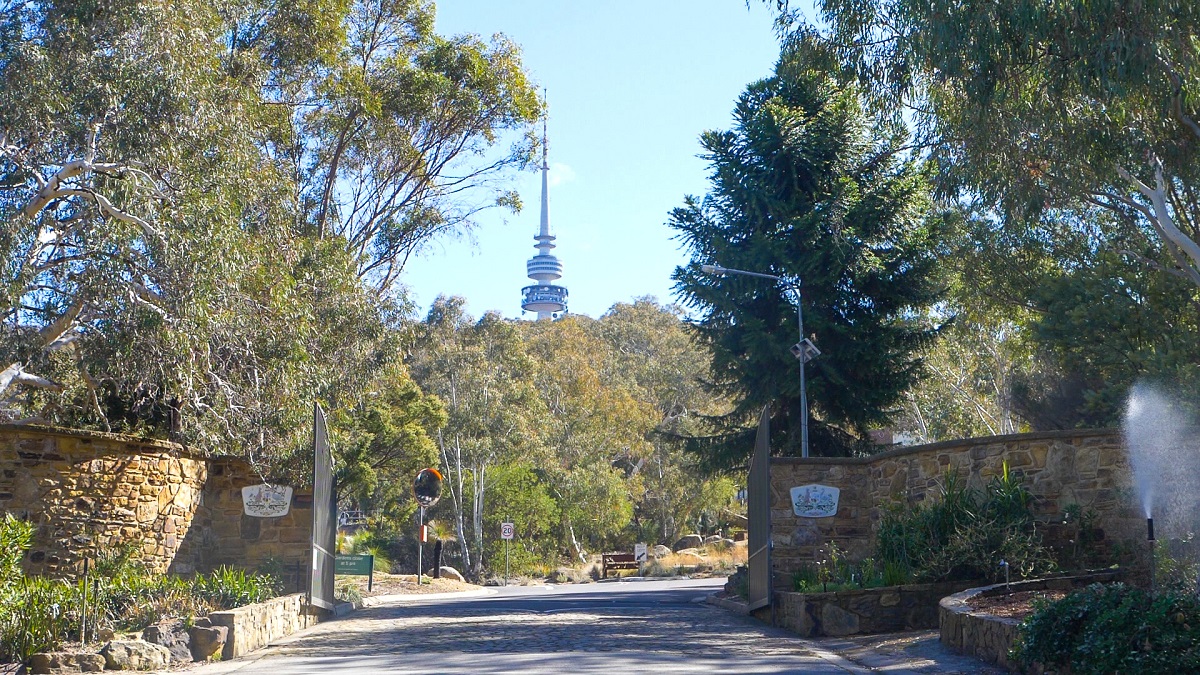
[
  {"left": 0, "top": 425, "right": 313, "bottom": 580},
  {"left": 0, "top": 425, "right": 207, "bottom": 575},
  {"left": 939, "top": 572, "right": 1121, "bottom": 670},
  {"left": 769, "top": 430, "right": 1143, "bottom": 586},
  {"left": 209, "top": 593, "right": 317, "bottom": 660},
  {"left": 772, "top": 581, "right": 974, "bottom": 637}
]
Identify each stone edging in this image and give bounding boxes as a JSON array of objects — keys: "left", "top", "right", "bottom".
[
  {"left": 939, "top": 572, "right": 1121, "bottom": 670},
  {"left": 705, "top": 593, "right": 751, "bottom": 616}
]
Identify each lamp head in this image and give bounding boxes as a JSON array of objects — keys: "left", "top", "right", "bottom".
[{"left": 700, "top": 264, "right": 723, "bottom": 275}]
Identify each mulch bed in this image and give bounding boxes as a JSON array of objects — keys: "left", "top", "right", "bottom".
[{"left": 966, "top": 589, "right": 1066, "bottom": 619}]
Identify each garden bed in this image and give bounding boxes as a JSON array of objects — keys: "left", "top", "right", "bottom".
[
  {"left": 772, "top": 580, "right": 978, "bottom": 637},
  {"left": 939, "top": 571, "right": 1120, "bottom": 670}
]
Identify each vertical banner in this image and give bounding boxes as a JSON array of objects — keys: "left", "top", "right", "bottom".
[
  {"left": 747, "top": 405, "right": 772, "bottom": 611},
  {"left": 309, "top": 402, "right": 337, "bottom": 611}
]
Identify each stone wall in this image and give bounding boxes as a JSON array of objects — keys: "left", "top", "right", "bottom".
[
  {"left": 0, "top": 425, "right": 313, "bottom": 581},
  {"left": 769, "top": 430, "right": 1143, "bottom": 586},
  {"left": 209, "top": 593, "right": 316, "bottom": 660},
  {"left": 173, "top": 457, "right": 314, "bottom": 587},
  {"left": 772, "top": 580, "right": 974, "bottom": 637},
  {"left": 0, "top": 425, "right": 207, "bottom": 576}
]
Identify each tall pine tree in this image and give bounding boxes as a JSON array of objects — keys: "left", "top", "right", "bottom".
[{"left": 670, "top": 38, "right": 947, "bottom": 463}]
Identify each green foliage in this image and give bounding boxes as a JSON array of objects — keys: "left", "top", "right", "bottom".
[
  {"left": 791, "top": 544, "right": 907, "bottom": 592},
  {"left": 1014, "top": 583, "right": 1200, "bottom": 674},
  {"left": 0, "top": 576, "right": 74, "bottom": 664},
  {"left": 331, "top": 362, "right": 447, "bottom": 519},
  {"left": 1155, "top": 537, "right": 1200, "bottom": 596},
  {"left": 192, "top": 566, "right": 281, "bottom": 609},
  {"left": 0, "top": 514, "right": 32, "bottom": 595},
  {"left": 334, "top": 581, "right": 363, "bottom": 605},
  {"left": 480, "top": 463, "right": 560, "bottom": 569},
  {"left": 404, "top": 298, "right": 744, "bottom": 573},
  {"left": 0, "top": 0, "right": 539, "bottom": 474},
  {"left": 1, "top": 544, "right": 281, "bottom": 664},
  {"left": 876, "top": 464, "right": 1056, "bottom": 582},
  {"left": 670, "top": 35, "right": 947, "bottom": 462}
]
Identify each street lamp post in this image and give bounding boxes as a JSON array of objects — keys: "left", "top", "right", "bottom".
[{"left": 700, "top": 264, "right": 819, "bottom": 458}]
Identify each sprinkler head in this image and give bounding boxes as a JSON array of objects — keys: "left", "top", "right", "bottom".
[{"left": 1147, "top": 517, "right": 1155, "bottom": 541}]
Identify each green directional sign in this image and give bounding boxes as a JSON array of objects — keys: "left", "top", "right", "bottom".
[{"left": 335, "top": 554, "right": 374, "bottom": 576}]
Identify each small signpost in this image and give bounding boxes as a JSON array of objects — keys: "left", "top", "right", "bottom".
[
  {"left": 501, "top": 521, "right": 514, "bottom": 587},
  {"left": 634, "top": 542, "right": 648, "bottom": 576},
  {"left": 335, "top": 554, "right": 375, "bottom": 591}
]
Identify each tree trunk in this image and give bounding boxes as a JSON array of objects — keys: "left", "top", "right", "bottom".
[
  {"left": 439, "top": 430, "right": 470, "bottom": 574},
  {"left": 471, "top": 457, "right": 486, "bottom": 579}
]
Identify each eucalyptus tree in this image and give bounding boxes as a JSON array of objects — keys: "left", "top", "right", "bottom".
[
  {"left": 522, "top": 315, "right": 651, "bottom": 558},
  {"left": 781, "top": 0, "right": 1200, "bottom": 290},
  {"left": 0, "top": 0, "right": 541, "bottom": 473},
  {"left": 671, "top": 37, "right": 947, "bottom": 463},
  {"left": 593, "top": 299, "right": 739, "bottom": 543},
  {"left": 232, "top": 0, "right": 544, "bottom": 293},
  {"left": 406, "top": 296, "right": 547, "bottom": 578}
]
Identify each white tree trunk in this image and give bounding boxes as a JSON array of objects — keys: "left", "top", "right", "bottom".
[{"left": 439, "top": 429, "right": 470, "bottom": 574}]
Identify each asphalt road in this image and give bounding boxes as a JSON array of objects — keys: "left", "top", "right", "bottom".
[{"left": 182, "top": 578, "right": 867, "bottom": 675}]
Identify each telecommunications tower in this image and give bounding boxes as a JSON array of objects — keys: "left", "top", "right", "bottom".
[{"left": 520, "top": 113, "right": 568, "bottom": 320}]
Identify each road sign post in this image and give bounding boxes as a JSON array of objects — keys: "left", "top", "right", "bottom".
[
  {"left": 501, "top": 522, "right": 514, "bottom": 587},
  {"left": 413, "top": 468, "right": 443, "bottom": 585},
  {"left": 634, "top": 543, "right": 648, "bottom": 576}
]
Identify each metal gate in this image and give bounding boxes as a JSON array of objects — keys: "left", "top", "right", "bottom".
[
  {"left": 747, "top": 405, "right": 772, "bottom": 610},
  {"left": 309, "top": 402, "right": 337, "bottom": 612}
]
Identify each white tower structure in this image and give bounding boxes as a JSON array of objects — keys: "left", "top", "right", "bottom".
[{"left": 521, "top": 114, "right": 568, "bottom": 320}]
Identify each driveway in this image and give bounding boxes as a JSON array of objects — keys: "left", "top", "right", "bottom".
[{"left": 179, "top": 578, "right": 997, "bottom": 674}]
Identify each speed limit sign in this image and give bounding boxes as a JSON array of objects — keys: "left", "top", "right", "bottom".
[{"left": 500, "top": 522, "right": 515, "bottom": 540}]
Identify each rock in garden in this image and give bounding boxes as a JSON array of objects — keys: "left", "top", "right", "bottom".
[
  {"left": 143, "top": 620, "right": 192, "bottom": 662},
  {"left": 703, "top": 535, "right": 722, "bottom": 544},
  {"left": 438, "top": 566, "right": 466, "bottom": 582},
  {"left": 27, "top": 651, "right": 105, "bottom": 674},
  {"left": 652, "top": 544, "right": 671, "bottom": 558},
  {"left": 188, "top": 625, "right": 228, "bottom": 661},
  {"left": 672, "top": 534, "right": 704, "bottom": 551},
  {"left": 100, "top": 640, "right": 171, "bottom": 671}
]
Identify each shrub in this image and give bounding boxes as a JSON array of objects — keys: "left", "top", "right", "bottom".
[
  {"left": 790, "top": 547, "right": 909, "bottom": 592},
  {"left": 0, "top": 518, "right": 78, "bottom": 663},
  {"left": 0, "top": 575, "right": 75, "bottom": 663},
  {"left": 334, "top": 581, "right": 363, "bottom": 604},
  {"left": 193, "top": 566, "right": 281, "bottom": 609},
  {"left": 1013, "top": 583, "right": 1200, "bottom": 674},
  {"left": 876, "top": 463, "right": 1056, "bottom": 583}
]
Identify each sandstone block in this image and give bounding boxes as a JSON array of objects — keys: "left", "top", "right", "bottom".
[
  {"left": 188, "top": 625, "right": 228, "bottom": 661},
  {"left": 672, "top": 534, "right": 704, "bottom": 551},
  {"left": 100, "top": 640, "right": 170, "bottom": 671}
]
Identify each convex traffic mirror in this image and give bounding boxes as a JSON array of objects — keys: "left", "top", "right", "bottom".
[{"left": 413, "top": 468, "right": 443, "bottom": 508}]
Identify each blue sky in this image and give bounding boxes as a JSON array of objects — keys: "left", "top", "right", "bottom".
[{"left": 398, "top": 1, "right": 786, "bottom": 320}]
